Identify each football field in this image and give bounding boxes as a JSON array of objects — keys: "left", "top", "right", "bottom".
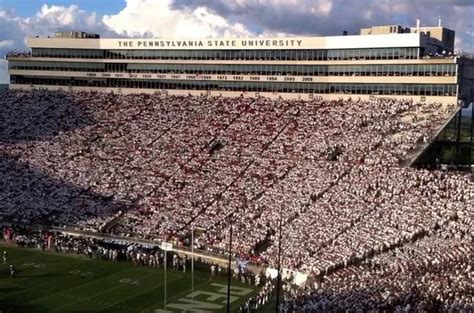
[{"left": 0, "top": 245, "right": 257, "bottom": 312}]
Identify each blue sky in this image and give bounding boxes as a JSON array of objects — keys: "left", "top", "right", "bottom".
[
  {"left": 0, "top": 0, "right": 473, "bottom": 83},
  {"left": 0, "top": 0, "right": 124, "bottom": 16}
]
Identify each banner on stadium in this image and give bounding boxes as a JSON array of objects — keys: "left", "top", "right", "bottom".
[
  {"left": 264, "top": 268, "right": 307, "bottom": 286},
  {"left": 283, "top": 268, "right": 308, "bottom": 286},
  {"left": 293, "top": 272, "right": 308, "bottom": 286},
  {"left": 265, "top": 268, "right": 278, "bottom": 279}
]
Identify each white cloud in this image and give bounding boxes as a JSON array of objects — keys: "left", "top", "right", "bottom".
[
  {"left": 33, "top": 4, "right": 77, "bottom": 25},
  {"left": 173, "top": 0, "right": 473, "bottom": 52},
  {"left": 0, "top": 4, "right": 117, "bottom": 54},
  {"left": 0, "top": 40, "right": 14, "bottom": 49},
  {"left": 102, "top": 0, "right": 253, "bottom": 38},
  {"left": 0, "top": 4, "right": 118, "bottom": 83},
  {"left": 17, "top": 4, "right": 116, "bottom": 37},
  {"left": 222, "top": 0, "right": 333, "bottom": 16}
]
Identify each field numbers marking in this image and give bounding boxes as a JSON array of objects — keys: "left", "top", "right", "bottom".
[
  {"left": 22, "top": 262, "right": 46, "bottom": 269},
  {"left": 119, "top": 278, "right": 141, "bottom": 286},
  {"left": 68, "top": 270, "right": 93, "bottom": 277}
]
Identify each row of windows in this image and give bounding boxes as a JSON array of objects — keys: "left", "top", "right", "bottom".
[
  {"left": 10, "top": 61, "right": 105, "bottom": 70},
  {"left": 11, "top": 76, "right": 456, "bottom": 96},
  {"left": 9, "top": 61, "right": 457, "bottom": 77},
  {"left": 31, "top": 47, "right": 420, "bottom": 61}
]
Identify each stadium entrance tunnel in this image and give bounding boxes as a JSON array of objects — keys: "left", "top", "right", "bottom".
[{"left": 413, "top": 102, "right": 474, "bottom": 171}]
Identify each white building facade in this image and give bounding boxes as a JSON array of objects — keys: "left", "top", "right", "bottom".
[{"left": 7, "top": 29, "right": 474, "bottom": 104}]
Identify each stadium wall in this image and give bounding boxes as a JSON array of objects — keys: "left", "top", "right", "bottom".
[{"left": 9, "top": 84, "right": 458, "bottom": 105}]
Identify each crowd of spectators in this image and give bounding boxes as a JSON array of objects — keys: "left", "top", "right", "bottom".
[
  {"left": 6, "top": 50, "right": 32, "bottom": 58},
  {"left": 280, "top": 221, "right": 472, "bottom": 311},
  {"left": 0, "top": 90, "right": 471, "bottom": 310}
]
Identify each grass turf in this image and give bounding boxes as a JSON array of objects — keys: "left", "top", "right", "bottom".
[{"left": 0, "top": 245, "right": 257, "bottom": 313}]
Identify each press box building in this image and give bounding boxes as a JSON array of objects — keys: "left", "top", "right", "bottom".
[{"left": 6, "top": 25, "right": 474, "bottom": 104}]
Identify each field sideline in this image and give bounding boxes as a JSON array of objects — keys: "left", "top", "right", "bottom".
[{"left": 0, "top": 245, "right": 257, "bottom": 312}]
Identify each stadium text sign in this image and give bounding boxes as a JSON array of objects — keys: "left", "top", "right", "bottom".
[
  {"left": 117, "top": 39, "right": 303, "bottom": 48},
  {"left": 154, "top": 283, "right": 253, "bottom": 312}
]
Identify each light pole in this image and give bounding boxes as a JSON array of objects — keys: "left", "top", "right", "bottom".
[
  {"left": 164, "top": 248, "right": 167, "bottom": 309},
  {"left": 161, "top": 242, "right": 173, "bottom": 310},
  {"left": 227, "top": 214, "right": 233, "bottom": 313},
  {"left": 191, "top": 226, "right": 195, "bottom": 309},
  {"left": 276, "top": 206, "right": 283, "bottom": 313}
]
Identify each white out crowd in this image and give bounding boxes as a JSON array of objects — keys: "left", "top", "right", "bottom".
[{"left": 0, "top": 90, "right": 471, "bottom": 311}]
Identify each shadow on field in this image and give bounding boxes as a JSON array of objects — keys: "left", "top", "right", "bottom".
[
  {"left": 0, "top": 286, "right": 23, "bottom": 293},
  {"left": 0, "top": 301, "right": 50, "bottom": 313},
  {"left": 0, "top": 300, "right": 46, "bottom": 313},
  {"left": 0, "top": 90, "right": 128, "bottom": 228},
  {"left": 16, "top": 273, "right": 66, "bottom": 278},
  {"left": 0, "top": 286, "right": 48, "bottom": 313}
]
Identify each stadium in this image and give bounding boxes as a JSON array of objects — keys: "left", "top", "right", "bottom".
[
  {"left": 0, "top": 21, "right": 473, "bottom": 313},
  {"left": 7, "top": 22, "right": 474, "bottom": 105}
]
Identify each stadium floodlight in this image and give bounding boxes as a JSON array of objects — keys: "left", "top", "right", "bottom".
[
  {"left": 160, "top": 242, "right": 173, "bottom": 310},
  {"left": 276, "top": 205, "right": 283, "bottom": 313},
  {"left": 226, "top": 214, "right": 233, "bottom": 313},
  {"left": 191, "top": 226, "right": 195, "bottom": 310}
]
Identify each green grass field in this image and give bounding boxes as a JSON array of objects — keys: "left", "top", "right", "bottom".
[{"left": 0, "top": 245, "right": 257, "bottom": 313}]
